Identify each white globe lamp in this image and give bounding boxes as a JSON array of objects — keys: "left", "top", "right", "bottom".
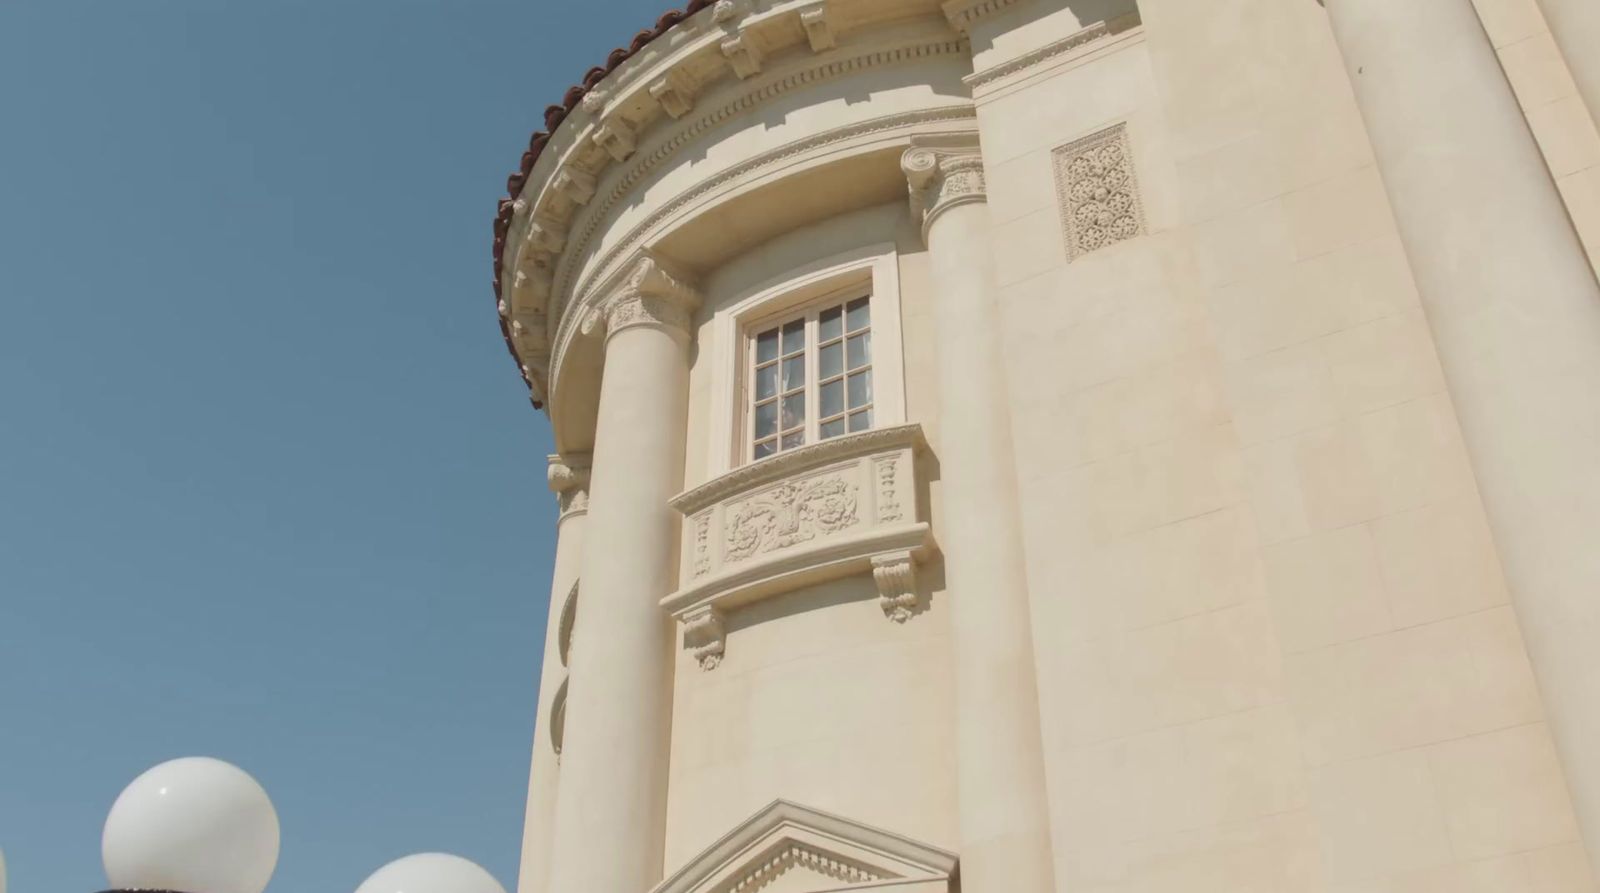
[
  {"left": 102, "top": 757, "right": 279, "bottom": 893},
  {"left": 355, "top": 854, "right": 506, "bottom": 893}
]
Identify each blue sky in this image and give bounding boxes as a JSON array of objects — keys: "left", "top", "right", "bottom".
[{"left": 0, "top": 2, "right": 672, "bottom": 890}]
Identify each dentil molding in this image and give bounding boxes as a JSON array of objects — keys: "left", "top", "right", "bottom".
[{"left": 663, "top": 424, "right": 937, "bottom": 670}]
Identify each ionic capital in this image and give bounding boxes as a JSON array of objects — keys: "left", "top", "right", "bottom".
[
  {"left": 901, "top": 134, "right": 988, "bottom": 242},
  {"left": 582, "top": 252, "right": 702, "bottom": 344},
  {"left": 547, "top": 452, "right": 593, "bottom": 520}
]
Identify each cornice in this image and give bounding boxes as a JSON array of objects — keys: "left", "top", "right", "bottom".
[
  {"left": 493, "top": 2, "right": 964, "bottom": 409},
  {"left": 964, "top": 12, "right": 1142, "bottom": 93},
  {"left": 671, "top": 423, "right": 928, "bottom": 515}
]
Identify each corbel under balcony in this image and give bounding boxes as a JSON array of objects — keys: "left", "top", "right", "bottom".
[{"left": 663, "top": 424, "right": 936, "bottom": 670}]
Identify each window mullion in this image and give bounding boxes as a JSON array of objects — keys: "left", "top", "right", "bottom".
[{"left": 806, "top": 311, "right": 820, "bottom": 445}]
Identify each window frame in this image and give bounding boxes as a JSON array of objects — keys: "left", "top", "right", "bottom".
[
  {"left": 708, "top": 243, "right": 907, "bottom": 474},
  {"left": 742, "top": 287, "right": 877, "bottom": 462}
]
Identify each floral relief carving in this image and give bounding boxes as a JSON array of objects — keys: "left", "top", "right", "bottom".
[
  {"left": 1055, "top": 122, "right": 1145, "bottom": 260},
  {"left": 692, "top": 512, "right": 713, "bottom": 578},
  {"left": 873, "top": 456, "right": 902, "bottom": 522},
  {"left": 724, "top": 476, "right": 859, "bottom": 562}
]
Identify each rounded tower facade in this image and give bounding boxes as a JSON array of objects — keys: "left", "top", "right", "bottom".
[{"left": 495, "top": 1, "right": 1600, "bottom": 891}]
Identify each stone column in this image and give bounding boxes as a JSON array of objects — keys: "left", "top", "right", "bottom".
[
  {"left": 543, "top": 254, "right": 698, "bottom": 893},
  {"left": 515, "top": 454, "right": 589, "bottom": 893},
  {"left": 1326, "top": 0, "right": 1600, "bottom": 868},
  {"left": 902, "top": 136, "right": 1056, "bottom": 893},
  {"left": 1532, "top": 0, "right": 1600, "bottom": 131}
]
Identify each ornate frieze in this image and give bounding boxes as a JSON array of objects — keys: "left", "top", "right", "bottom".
[
  {"left": 902, "top": 134, "right": 988, "bottom": 241},
  {"left": 723, "top": 475, "right": 860, "bottom": 562},
  {"left": 664, "top": 424, "right": 935, "bottom": 669},
  {"left": 1053, "top": 122, "right": 1146, "bottom": 260},
  {"left": 547, "top": 452, "right": 593, "bottom": 520}
]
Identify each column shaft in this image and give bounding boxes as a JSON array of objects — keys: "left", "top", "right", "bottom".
[
  {"left": 544, "top": 259, "right": 696, "bottom": 893},
  {"left": 516, "top": 456, "right": 589, "bottom": 893},
  {"left": 904, "top": 141, "right": 1056, "bottom": 893},
  {"left": 1327, "top": 0, "right": 1600, "bottom": 868},
  {"left": 1532, "top": 0, "right": 1600, "bottom": 132}
]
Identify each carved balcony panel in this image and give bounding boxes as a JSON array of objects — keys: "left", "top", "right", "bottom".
[{"left": 663, "top": 424, "right": 935, "bottom": 669}]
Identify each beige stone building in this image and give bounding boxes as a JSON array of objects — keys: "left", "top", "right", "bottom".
[{"left": 490, "top": 0, "right": 1600, "bottom": 889}]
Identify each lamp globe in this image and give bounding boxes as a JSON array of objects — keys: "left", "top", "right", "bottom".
[
  {"left": 102, "top": 757, "right": 279, "bottom": 893},
  {"left": 355, "top": 854, "right": 507, "bottom": 893}
]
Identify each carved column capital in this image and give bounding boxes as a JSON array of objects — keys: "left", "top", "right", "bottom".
[
  {"left": 582, "top": 252, "right": 703, "bottom": 345},
  {"left": 548, "top": 452, "right": 593, "bottom": 520},
  {"left": 901, "top": 134, "right": 988, "bottom": 243}
]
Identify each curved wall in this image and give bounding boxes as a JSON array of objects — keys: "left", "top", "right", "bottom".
[{"left": 507, "top": 0, "right": 1600, "bottom": 891}]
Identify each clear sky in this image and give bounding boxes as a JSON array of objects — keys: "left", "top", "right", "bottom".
[{"left": 0, "top": 2, "right": 672, "bottom": 890}]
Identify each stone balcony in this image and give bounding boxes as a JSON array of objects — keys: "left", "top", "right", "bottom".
[{"left": 663, "top": 423, "right": 936, "bottom": 669}]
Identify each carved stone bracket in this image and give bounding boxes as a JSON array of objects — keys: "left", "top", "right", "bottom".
[
  {"left": 548, "top": 452, "right": 593, "bottom": 520},
  {"left": 871, "top": 550, "right": 920, "bottom": 622},
  {"left": 663, "top": 424, "right": 936, "bottom": 669},
  {"left": 800, "top": 3, "right": 836, "bottom": 52},
  {"left": 720, "top": 33, "right": 765, "bottom": 79},
  {"left": 682, "top": 605, "right": 727, "bottom": 671},
  {"left": 901, "top": 133, "right": 987, "bottom": 242}
]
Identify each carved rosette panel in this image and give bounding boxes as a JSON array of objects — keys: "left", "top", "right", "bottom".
[
  {"left": 723, "top": 474, "right": 861, "bottom": 562},
  {"left": 665, "top": 425, "right": 934, "bottom": 669},
  {"left": 1054, "top": 122, "right": 1146, "bottom": 259}
]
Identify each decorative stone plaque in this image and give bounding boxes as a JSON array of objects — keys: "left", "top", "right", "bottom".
[{"left": 1053, "top": 122, "right": 1146, "bottom": 260}]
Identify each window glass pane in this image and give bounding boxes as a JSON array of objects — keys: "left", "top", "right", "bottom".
[
  {"left": 820, "top": 417, "right": 847, "bottom": 440},
  {"left": 755, "top": 364, "right": 778, "bottom": 401},
  {"left": 754, "top": 439, "right": 777, "bottom": 459},
  {"left": 819, "top": 341, "right": 843, "bottom": 379},
  {"left": 781, "top": 355, "right": 805, "bottom": 391},
  {"left": 781, "top": 430, "right": 805, "bottom": 450},
  {"left": 756, "top": 328, "right": 779, "bottom": 364},
  {"left": 846, "top": 297, "right": 870, "bottom": 332},
  {"left": 848, "top": 407, "right": 873, "bottom": 432},
  {"left": 819, "top": 306, "right": 843, "bottom": 342},
  {"left": 846, "top": 332, "right": 871, "bottom": 370},
  {"left": 754, "top": 400, "right": 778, "bottom": 438},
  {"left": 781, "top": 319, "right": 805, "bottom": 355},
  {"left": 820, "top": 379, "right": 844, "bottom": 418},
  {"left": 847, "top": 370, "right": 872, "bottom": 409},
  {"left": 781, "top": 392, "right": 805, "bottom": 431}
]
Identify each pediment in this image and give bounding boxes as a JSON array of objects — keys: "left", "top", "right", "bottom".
[{"left": 651, "top": 800, "right": 958, "bottom": 893}]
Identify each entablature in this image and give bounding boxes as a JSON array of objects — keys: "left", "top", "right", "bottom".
[
  {"left": 663, "top": 423, "right": 935, "bottom": 670},
  {"left": 497, "top": 0, "right": 964, "bottom": 409}
]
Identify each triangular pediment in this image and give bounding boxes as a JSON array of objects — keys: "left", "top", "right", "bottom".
[{"left": 651, "top": 801, "right": 958, "bottom": 893}]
